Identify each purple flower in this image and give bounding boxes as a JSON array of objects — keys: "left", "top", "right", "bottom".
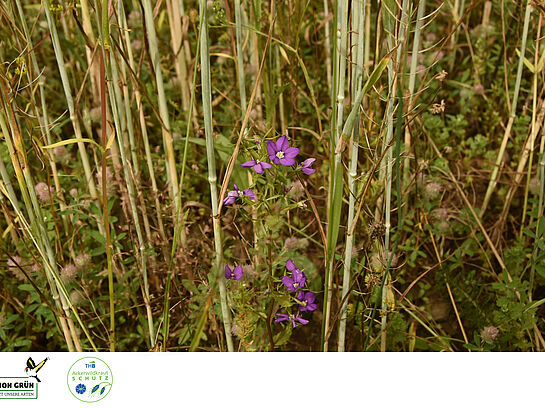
[
  {"left": 225, "top": 265, "right": 243, "bottom": 280},
  {"left": 281, "top": 259, "right": 307, "bottom": 291},
  {"left": 241, "top": 160, "right": 273, "bottom": 174},
  {"left": 274, "top": 313, "right": 309, "bottom": 328},
  {"left": 296, "top": 291, "right": 318, "bottom": 312},
  {"left": 266, "top": 135, "right": 300, "bottom": 166},
  {"left": 299, "top": 158, "right": 316, "bottom": 175},
  {"left": 223, "top": 184, "right": 256, "bottom": 205}
]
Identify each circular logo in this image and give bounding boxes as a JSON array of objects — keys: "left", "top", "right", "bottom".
[{"left": 67, "top": 357, "right": 113, "bottom": 402}]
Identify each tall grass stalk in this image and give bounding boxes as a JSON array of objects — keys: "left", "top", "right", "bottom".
[
  {"left": 166, "top": 0, "right": 191, "bottom": 113},
  {"left": 481, "top": 2, "right": 532, "bottom": 214},
  {"left": 42, "top": 0, "right": 98, "bottom": 201},
  {"left": 199, "top": 0, "right": 234, "bottom": 352},
  {"left": 338, "top": 0, "right": 366, "bottom": 352},
  {"left": 322, "top": 0, "right": 348, "bottom": 352},
  {"left": 95, "top": 0, "right": 117, "bottom": 351},
  {"left": 235, "top": 0, "right": 247, "bottom": 112},
  {"left": 380, "top": 0, "right": 409, "bottom": 352},
  {"left": 403, "top": 0, "right": 426, "bottom": 190},
  {"left": 119, "top": 6, "right": 167, "bottom": 244},
  {"left": 142, "top": 0, "right": 179, "bottom": 210},
  {"left": 163, "top": 12, "right": 201, "bottom": 350}
]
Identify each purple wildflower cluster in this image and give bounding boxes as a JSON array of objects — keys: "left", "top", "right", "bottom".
[
  {"left": 242, "top": 135, "right": 316, "bottom": 175},
  {"left": 224, "top": 135, "right": 315, "bottom": 207},
  {"left": 223, "top": 184, "right": 256, "bottom": 206},
  {"left": 275, "top": 259, "right": 318, "bottom": 328}
]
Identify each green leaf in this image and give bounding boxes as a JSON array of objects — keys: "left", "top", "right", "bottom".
[{"left": 273, "top": 324, "right": 292, "bottom": 347}]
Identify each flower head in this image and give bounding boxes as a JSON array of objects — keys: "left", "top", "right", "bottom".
[
  {"left": 61, "top": 264, "right": 77, "bottom": 283},
  {"left": 223, "top": 184, "right": 256, "bottom": 206},
  {"left": 241, "top": 159, "right": 273, "bottom": 174},
  {"left": 266, "top": 135, "right": 300, "bottom": 166},
  {"left": 296, "top": 291, "right": 318, "bottom": 312},
  {"left": 481, "top": 326, "right": 499, "bottom": 344},
  {"left": 35, "top": 182, "right": 54, "bottom": 202},
  {"left": 75, "top": 383, "right": 86, "bottom": 394},
  {"left": 225, "top": 265, "right": 244, "bottom": 280},
  {"left": 281, "top": 259, "right": 307, "bottom": 291},
  {"left": 275, "top": 313, "right": 309, "bottom": 328},
  {"left": 299, "top": 158, "right": 316, "bottom": 175}
]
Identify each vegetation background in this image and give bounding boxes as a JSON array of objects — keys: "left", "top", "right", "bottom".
[{"left": 1, "top": 0, "right": 544, "bottom": 351}]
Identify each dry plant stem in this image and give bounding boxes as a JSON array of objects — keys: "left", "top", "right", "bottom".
[
  {"left": 498, "top": 99, "right": 545, "bottom": 224},
  {"left": 446, "top": 282, "right": 469, "bottom": 345},
  {"left": 142, "top": 0, "right": 179, "bottom": 210},
  {"left": 166, "top": 0, "right": 191, "bottom": 113},
  {"left": 80, "top": 0, "right": 100, "bottom": 101},
  {"left": 481, "top": 2, "right": 532, "bottom": 214},
  {"left": 42, "top": 0, "right": 98, "bottom": 201},
  {"left": 199, "top": 0, "right": 234, "bottom": 352},
  {"left": 338, "top": 0, "right": 366, "bottom": 352}
]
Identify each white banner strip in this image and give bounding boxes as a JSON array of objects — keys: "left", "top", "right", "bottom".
[{"left": 0, "top": 352, "right": 541, "bottom": 407}]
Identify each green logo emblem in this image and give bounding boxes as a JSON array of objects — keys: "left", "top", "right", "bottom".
[{"left": 67, "top": 357, "right": 112, "bottom": 402}]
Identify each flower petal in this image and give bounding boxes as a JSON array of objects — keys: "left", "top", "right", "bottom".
[
  {"left": 233, "top": 265, "right": 244, "bottom": 280},
  {"left": 286, "top": 259, "right": 297, "bottom": 272},
  {"left": 284, "top": 147, "right": 300, "bottom": 159},
  {"left": 279, "top": 157, "right": 296, "bottom": 166},
  {"left": 224, "top": 265, "right": 232, "bottom": 279},
  {"left": 260, "top": 162, "right": 273, "bottom": 169},
  {"left": 254, "top": 163, "right": 264, "bottom": 174},
  {"left": 306, "top": 291, "right": 316, "bottom": 303},
  {"left": 306, "top": 303, "right": 318, "bottom": 312},
  {"left": 241, "top": 160, "right": 256, "bottom": 168},
  {"left": 295, "top": 315, "right": 309, "bottom": 325},
  {"left": 243, "top": 189, "right": 256, "bottom": 200},
  {"left": 266, "top": 140, "right": 278, "bottom": 157},
  {"left": 281, "top": 276, "right": 295, "bottom": 291},
  {"left": 275, "top": 313, "right": 290, "bottom": 323},
  {"left": 276, "top": 135, "right": 289, "bottom": 151},
  {"left": 302, "top": 167, "right": 316, "bottom": 175},
  {"left": 302, "top": 157, "right": 316, "bottom": 167},
  {"left": 223, "top": 196, "right": 236, "bottom": 205}
]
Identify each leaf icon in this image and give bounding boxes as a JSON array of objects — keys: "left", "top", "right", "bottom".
[
  {"left": 91, "top": 384, "right": 100, "bottom": 394},
  {"left": 100, "top": 386, "right": 106, "bottom": 395}
]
